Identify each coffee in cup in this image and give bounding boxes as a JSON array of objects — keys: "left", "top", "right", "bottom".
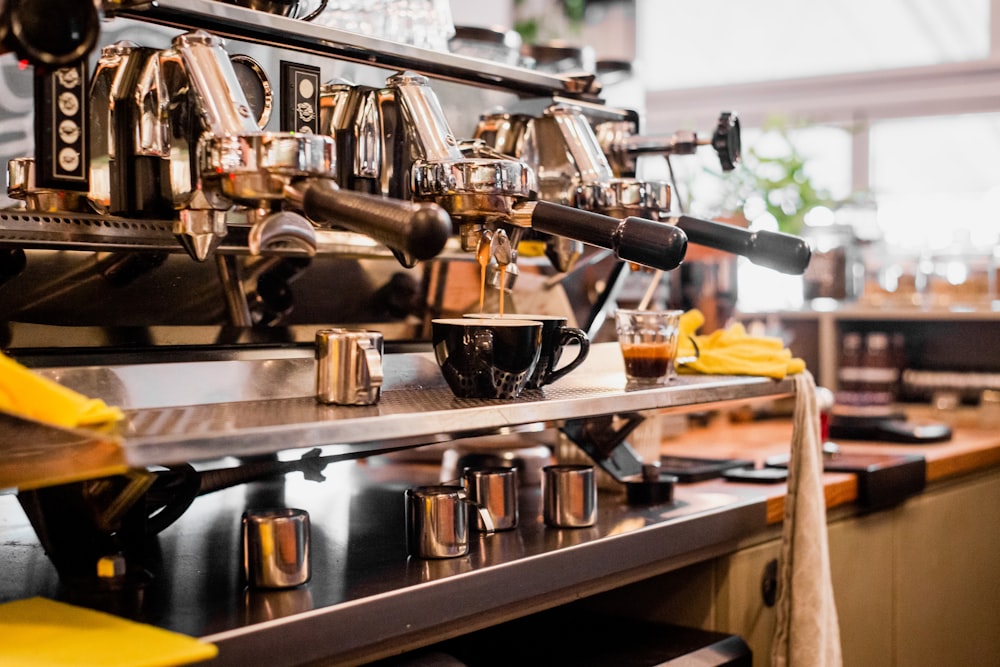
[
  {"left": 614, "top": 309, "right": 698, "bottom": 385},
  {"left": 464, "top": 313, "right": 590, "bottom": 389},
  {"left": 431, "top": 318, "right": 543, "bottom": 399}
]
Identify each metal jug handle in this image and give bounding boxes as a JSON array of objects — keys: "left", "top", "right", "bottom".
[
  {"left": 356, "top": 337, "right": 384, "bottom": 397},
  {"left": 466, "top": 497, "right": 496, "bottom": 534},
  {"left": 443, "top": 477, "right": 497, "bottom": 534}
]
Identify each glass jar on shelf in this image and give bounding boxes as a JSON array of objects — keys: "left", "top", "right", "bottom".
[
  {"left": 920, "top": 229, "right": 995, "bottom": 311},
  {"left": 859, "top": 242, "right": 924, "bottom": 308}
]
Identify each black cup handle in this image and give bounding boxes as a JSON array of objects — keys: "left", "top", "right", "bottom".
[
  {"left": 298, "top": 0, "right": 328, "bottom": 21},
  {"left": 543, "top": 327, "right": 591, "bottom": 385}
]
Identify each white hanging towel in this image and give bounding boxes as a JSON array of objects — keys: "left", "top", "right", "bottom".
[{"left": 771, "top": 370, "right": 843, "bottom": 667}]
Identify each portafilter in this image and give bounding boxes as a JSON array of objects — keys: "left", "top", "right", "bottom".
[{"left": 200, "top": 132, "right": 452, "bottom": 263}]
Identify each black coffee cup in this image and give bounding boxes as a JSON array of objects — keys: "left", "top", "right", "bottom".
[
  {"left": 466, "top": 314, "right": 590, "bottom": 389},
  {"left": 432, "top": 318, "right": 543, "bottom": 399}
]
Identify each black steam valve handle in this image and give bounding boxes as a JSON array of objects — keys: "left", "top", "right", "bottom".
[
  {"left": 712, "top": 111, "right": 741, "bottom": 172},
  {"left": 524, "top": 200, "right": 688, "bottom": 272},
  {"left": 298, "top": 179, "right": 452, "bottom": 261},
  {"left": 671, "top": 215, "right": 812, "bottom": 275}
]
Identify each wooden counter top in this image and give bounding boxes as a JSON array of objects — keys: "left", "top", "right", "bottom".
[{"left": 658, "top": 415, "right": 1000, "bottom": 523}]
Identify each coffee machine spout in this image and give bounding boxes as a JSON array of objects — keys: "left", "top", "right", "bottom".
[{"left": 174, "top": 190, "right": 228, "bottom": 262}]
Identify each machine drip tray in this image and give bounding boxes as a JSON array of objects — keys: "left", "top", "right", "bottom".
[{"left": 372, "top": 606, "right": 752, "bottom": 666}]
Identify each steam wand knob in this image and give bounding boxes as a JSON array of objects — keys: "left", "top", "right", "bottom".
[{"left": 712, "top": 111, "right": 742, "bottom": 172}]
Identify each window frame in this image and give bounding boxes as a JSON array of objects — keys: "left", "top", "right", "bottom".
[{"left": 639, "top": 1, "right": 1000, "bottom": 194}]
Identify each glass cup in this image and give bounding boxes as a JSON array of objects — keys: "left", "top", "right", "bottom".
[
  {"left": 614, "top": 309, "right": 698, "bottom": 386},
  {"left": 222, "top": 0, "right": 328, "bottom": 21}
]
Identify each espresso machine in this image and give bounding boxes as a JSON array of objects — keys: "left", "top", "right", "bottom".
[
  {"left": 0, "top": 1, "right": 813, "bottom": 631},
  {"left": 1, "top": 36, "right": 697, "bottom": 342}
]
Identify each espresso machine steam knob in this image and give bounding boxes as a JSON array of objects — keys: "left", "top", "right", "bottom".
[{"left": 712, "top": 111, "right": 741, "bottom": 172}]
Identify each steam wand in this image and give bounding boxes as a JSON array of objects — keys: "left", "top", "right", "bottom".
[{"left": 638, "top": 154, "right": 687, "bottom": 310}]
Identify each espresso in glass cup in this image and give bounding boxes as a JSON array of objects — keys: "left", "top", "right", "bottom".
[{"left": 614, "top": 309, "right": 697, "bottom": 385}]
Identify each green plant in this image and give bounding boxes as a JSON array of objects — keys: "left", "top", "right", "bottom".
[{"left": 513, "top": 0, "right": 586, "bottom": 44}]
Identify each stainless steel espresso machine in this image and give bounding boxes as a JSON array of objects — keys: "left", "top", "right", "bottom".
[{"left": 0, "top": 3, "right": 810, "bottom": 664}]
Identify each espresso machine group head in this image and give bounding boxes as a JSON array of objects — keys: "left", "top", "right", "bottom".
[
  {"left": 321, "top": 73, "right": 691, "bottom": 286},
  {"left": 9, "top": 30, "right": 454, "bottom": 266}
]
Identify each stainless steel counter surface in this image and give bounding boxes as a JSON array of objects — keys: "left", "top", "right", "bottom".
[
  {"left": 3, "top": 343, "right": 794, "bottom": 491},
  {"left": 0, "top": 455, "right": 769, "bottom": 666},
  {"left": 34, "top": 342, "right": 794, "bottom": 467}
]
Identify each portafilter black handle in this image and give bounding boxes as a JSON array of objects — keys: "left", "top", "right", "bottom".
[
  {"left": 527, "top": 200, "right": 688, "bottom": 272},
  {"left": 670, "top": 215, "right": 811, "bottom": 275},
  {"left": 301, "top": 179, "right": 452, "bottom": 261}
]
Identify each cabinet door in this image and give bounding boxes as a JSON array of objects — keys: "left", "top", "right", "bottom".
[
  {"left": 893, "top": 469, "right": 1000, "bottom": 667},
  {"left": 583, "top": 469, "right": 1000, "bottom": 667},
  {"left": 828, "top": 511, "right": 894, "bottom": 666},
  {"left": 714, "top": 538, "right": 781, "bottom": 667},
  {"left": 715, "top": 513, "right": 894, "bottom": 667}
]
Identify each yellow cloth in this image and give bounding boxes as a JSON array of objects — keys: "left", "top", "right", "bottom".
[
  {"left": 677, "top": 309, "right": 806, "bottom": 380},
  {"left": 0, "top": 352, "right": 123, "bottom": 429},
  {"left": 0, "top": 597, "right": 217, "bottom": 667}
]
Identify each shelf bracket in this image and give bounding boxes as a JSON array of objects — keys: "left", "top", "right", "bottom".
[{"left": 560, "top": 413, "right": 645, "bottom": 482}]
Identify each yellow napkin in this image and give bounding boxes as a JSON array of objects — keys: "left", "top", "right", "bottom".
[
  {"left": 677, "top": 309, "right": 806, "bottom": 380},
  {"left": 0, "top": 597, "right": 217, "bottom": 667},
  {"left": 0, "top": 352, "right": 124, "bottom": 429}
]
